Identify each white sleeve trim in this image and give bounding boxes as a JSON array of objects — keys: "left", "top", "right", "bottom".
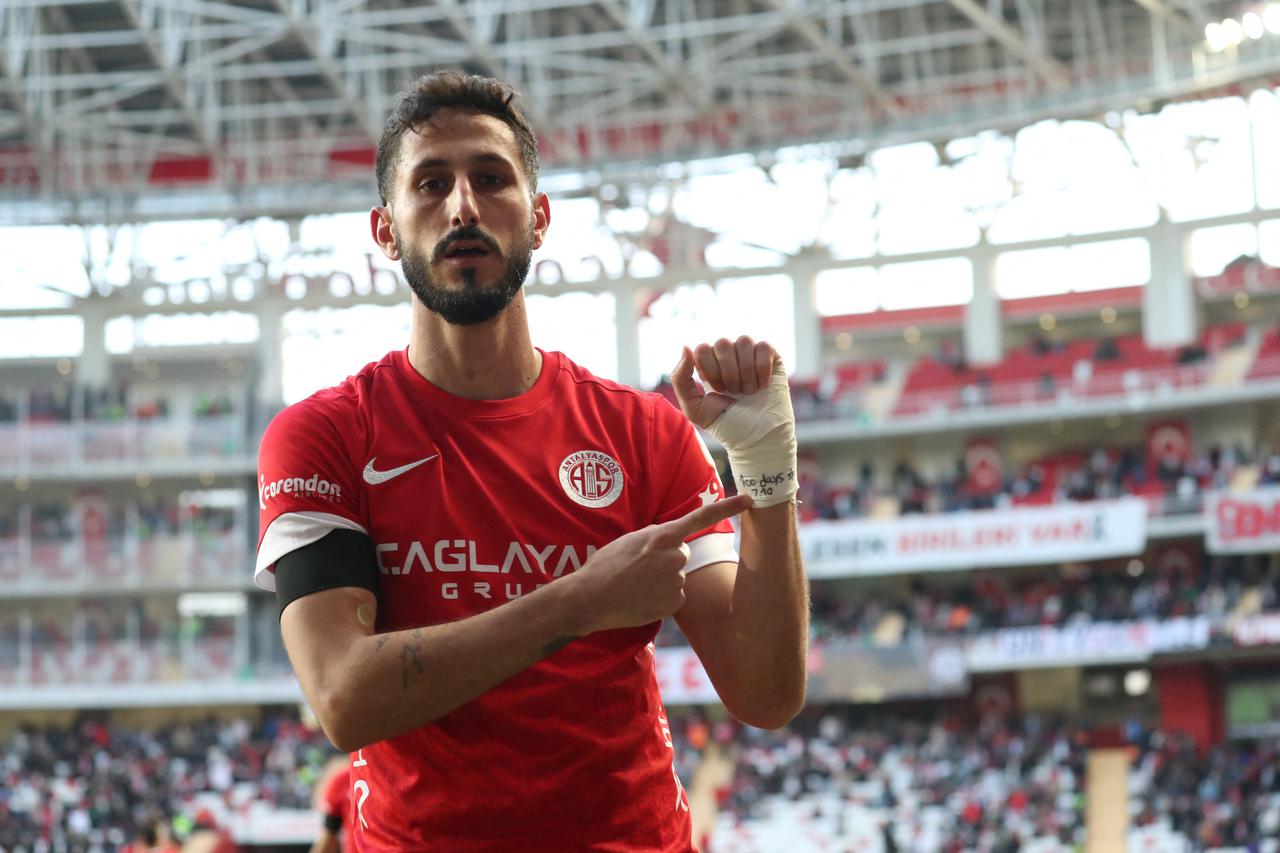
[
  {"left": 684, "top": 531, "right": 738, "bottom": 574},
  {"left": 254, "top": 511, "right": 369, "bottom": 591}
]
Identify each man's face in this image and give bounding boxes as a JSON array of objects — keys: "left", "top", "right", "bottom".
[{"left": 384, "top": 110, "right": 547, "bottom": 325}]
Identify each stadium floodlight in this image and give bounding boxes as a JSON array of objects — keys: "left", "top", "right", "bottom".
[
  {"left": 1243, "top": 11, "right": 1266, "bottom": 39},
  {"left": 1266, "top": 3, "right": 1280, "bottom": 34},
  {"left": 1205, "top": 22, "right": 1229, "bottom": 51},
  {"left": 1221, "top": 17, "right": 1245, "bottom": 46},
  {"left": 1124, "top": 669, "right": 1152, "bottom": 697}
]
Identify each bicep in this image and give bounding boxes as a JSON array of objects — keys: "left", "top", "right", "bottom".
[
  {"left": 280, "top": 586, "right": 378, "bottom": 697},
  {"left": 275, "top": 528, "right": 382, "bottom": 699},
  {"left": 673, "top": 560, "right": 736, "bottom": 671}
]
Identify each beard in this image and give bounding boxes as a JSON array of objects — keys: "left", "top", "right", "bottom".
[{"left": 399, "top": 222, "right": 534, "bottom": 326}]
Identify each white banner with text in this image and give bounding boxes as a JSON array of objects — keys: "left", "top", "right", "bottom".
[
  {"left": 965, "top": 616, "right": 1210, "bottom": 672},
  {"left": 1230, "top": 612, "right": 1280, "bottom": 646},
  {"left": 799, "top": 498, "right": 1148, "bottom": 577},
  {"left": 1205, "top": 487, "right": 1280, "bottom": 554}
]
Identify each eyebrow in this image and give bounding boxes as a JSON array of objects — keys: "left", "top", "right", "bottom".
[{"left": 406, "top": 153, "right": 515, "bottom": 175}]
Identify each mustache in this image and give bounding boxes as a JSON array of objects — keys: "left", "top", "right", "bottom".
[{"left": 432, "top": 226, "right": 502, "bottom": 262}]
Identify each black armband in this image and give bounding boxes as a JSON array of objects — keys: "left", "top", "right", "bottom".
[
  {"left": 275, "top": 529, "right": 380, "bottom": 618},
  {"left": 323, "top": 813, "right": 343, "bottom": 833}
]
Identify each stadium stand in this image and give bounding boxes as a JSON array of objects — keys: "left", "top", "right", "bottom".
[
  {"left": 791, "top": 439, "right": 1277, "bottom": 523},
  {"left": 1248, "top": 326, "right": 1280, "bottom": 382},
  {"left": 704, "top": 711, "right": 1280, "bottom": 853},
  {"left": 651, "top": 548, "right": 1277, "bottom": 648},
  {"left": 709, "top": 711, "right": 1087, "bottom": 852},
  {"left": 1129, "top": 727, "right": 1280, "bottom": 850},
  {"left": 787, "top": 320, "right": 1258, "bottom": 423}
]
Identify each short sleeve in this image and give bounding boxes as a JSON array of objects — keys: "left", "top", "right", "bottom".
[
  {"left": 254, "top": 400, "right": 366, "bottom": 591},
  {"left": 650, "top": 399, "right": 738, "bottom": 573}
]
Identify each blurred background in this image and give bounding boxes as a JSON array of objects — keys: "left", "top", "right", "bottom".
[{"left": 4, "top": 0, "right": 1280, "bottom": 850}]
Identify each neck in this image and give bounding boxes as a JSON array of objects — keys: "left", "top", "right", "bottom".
[{"left": 406, "top": 291, "right": 543, "bottom": 400}]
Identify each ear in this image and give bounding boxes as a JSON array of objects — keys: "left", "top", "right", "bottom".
[
  {"left": 531, "top": 193, "right": 551, "bottom": 250},
  {"left": 370, "top": 206, "right": 399, "bottom": 261}
]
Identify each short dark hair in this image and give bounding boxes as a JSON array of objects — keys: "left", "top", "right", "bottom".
[{"left": 375, "top": 70, "right": 540, "bottom": 205}]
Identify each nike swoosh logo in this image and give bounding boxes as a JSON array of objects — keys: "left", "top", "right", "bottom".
[{"left": 362, "top": 455, "right": 438, "bottom": 485}]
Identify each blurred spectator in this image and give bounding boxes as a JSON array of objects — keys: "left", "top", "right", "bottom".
[{"left": 28, "top": 387, "right": 73, "bottom": 422}]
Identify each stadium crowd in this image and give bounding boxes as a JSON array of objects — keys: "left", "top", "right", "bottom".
[
  {"left": 2, "top": 705, "right": 1275, "bottom": 851},
  {"left": 793, "top": 440, "right": 1280, "bottom": 523},
  {"left": 0, "top": 386, "right": 240, "bottom": 424},
  {"left": 655, "top": 552, "right": 1278, "bottom": 649},
  {"left": 1, "top": 496, "right": 242, "bottom": 589},
  {"left": 6, "top": 499, "right": 241, "bottom": 543},
  {"left": 805, "top": 555, "right": 1278, "bottom": 644},
  {"left": 712, "top": 710, "right": 1087, "bottom": 852},
  {"left": 1129, "top": 724, "right": 1280, "bottom": 850},
  {"left": 708, "top": 709, "right": 1280, "bottom": 852},
  {"left": 0, "top": 711, "right": 335, "bottom": 852},
  {"left": 0, "top": 599, "right": 259, "bottom": 688}
]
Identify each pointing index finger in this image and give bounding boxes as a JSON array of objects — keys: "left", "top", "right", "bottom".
[{"left": 657, "top": 493, "right": 754, "bottom": 541}]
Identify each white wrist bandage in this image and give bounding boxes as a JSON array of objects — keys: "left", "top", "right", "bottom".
[{"left": 704, "top": 360, "right": 798, "bottom": 508}]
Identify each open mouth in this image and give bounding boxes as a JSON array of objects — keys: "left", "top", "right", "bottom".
[{"left": 444, "top": 241, "right": 492, "bottom": 259}]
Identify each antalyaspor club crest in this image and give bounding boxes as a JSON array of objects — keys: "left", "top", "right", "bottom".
[{"left": 559, "top": 450, "right": 625, "bottom": 508}]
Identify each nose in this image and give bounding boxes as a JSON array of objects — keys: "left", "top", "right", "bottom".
[{"left": 448, "top": 177, "right": 480, "bottom": 228}]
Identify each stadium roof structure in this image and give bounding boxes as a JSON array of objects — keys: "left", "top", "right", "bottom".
[{"left": 2, "top": 0, "right": 1278, "bottom": 225}]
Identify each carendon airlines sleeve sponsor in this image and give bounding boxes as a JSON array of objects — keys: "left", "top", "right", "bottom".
[
  {"left": 259, "top": 473, "right": 345, "bottom": 508},
  {"left": 254, "top": 401, "right": 365, "bottom": 588}
]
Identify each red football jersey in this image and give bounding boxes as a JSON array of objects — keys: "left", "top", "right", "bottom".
[
  {"left": 256, "top": 348, "right": 736, "bottom": 851},
  {"left": 320, "top": 765, "right": 355, "bottom": 852}
]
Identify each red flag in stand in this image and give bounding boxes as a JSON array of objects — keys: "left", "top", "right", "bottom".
[{"left": 965, "top": 437, "right": 1003, "bottom": 495}]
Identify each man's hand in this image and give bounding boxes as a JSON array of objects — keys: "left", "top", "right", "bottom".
[
  {"left": 671, "top": 336, "right": 798, "bottom": 507},
  {"left": 672, "top": 337, "right": 778, "bottom": 429},
  {"left": 572, "top": 493, "right": 752, "bottom": 634}
]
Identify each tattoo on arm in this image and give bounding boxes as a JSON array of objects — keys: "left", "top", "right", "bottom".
[
  {"left": 375, "top": 636, "right": 389, "bottom": 651},
  {"left": 400, "top": 640, "right": 425, "bottom": 689}
]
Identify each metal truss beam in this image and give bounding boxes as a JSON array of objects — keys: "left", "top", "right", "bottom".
[
  {"left": 1128, "top": 0, "right": 1199, "bottom": 37},
  {"left": 1, "top": 0, "right": 1272, "bottom": 217},
  {"left": 433, "top": 0, "right": 542, "bottom": 120},
  {"left": 269, "top": 0, "right": 380, "bottom": 143},
  {"left": 0, "top": 4, "right": 56, "bottom": 189},
  {"left": 943, "top": 0, "right": 1071, "bottom": 87},
  {"left": 758, "top": 0, "right": 903, "bottom": 120},
  {"left": 596, "top": 0, "right": 713, "bottom": 113}
]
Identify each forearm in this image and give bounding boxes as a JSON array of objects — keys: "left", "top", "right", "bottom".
[
  {"left": 285, "top": 581, "right": 585, "bottom": 752},
  {"left": 308, "top": 834, "right": 339, "bottom": 853},
  {"left": 718, "top": 502, "right": 809, "bottom": 726}
]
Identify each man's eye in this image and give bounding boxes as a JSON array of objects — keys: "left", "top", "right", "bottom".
[
  {"left": 419, "top": 179, "right": 443, "bottom": 191},
  {"left": 478, "top": 174, "right": 503, "bottom": 186}
]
